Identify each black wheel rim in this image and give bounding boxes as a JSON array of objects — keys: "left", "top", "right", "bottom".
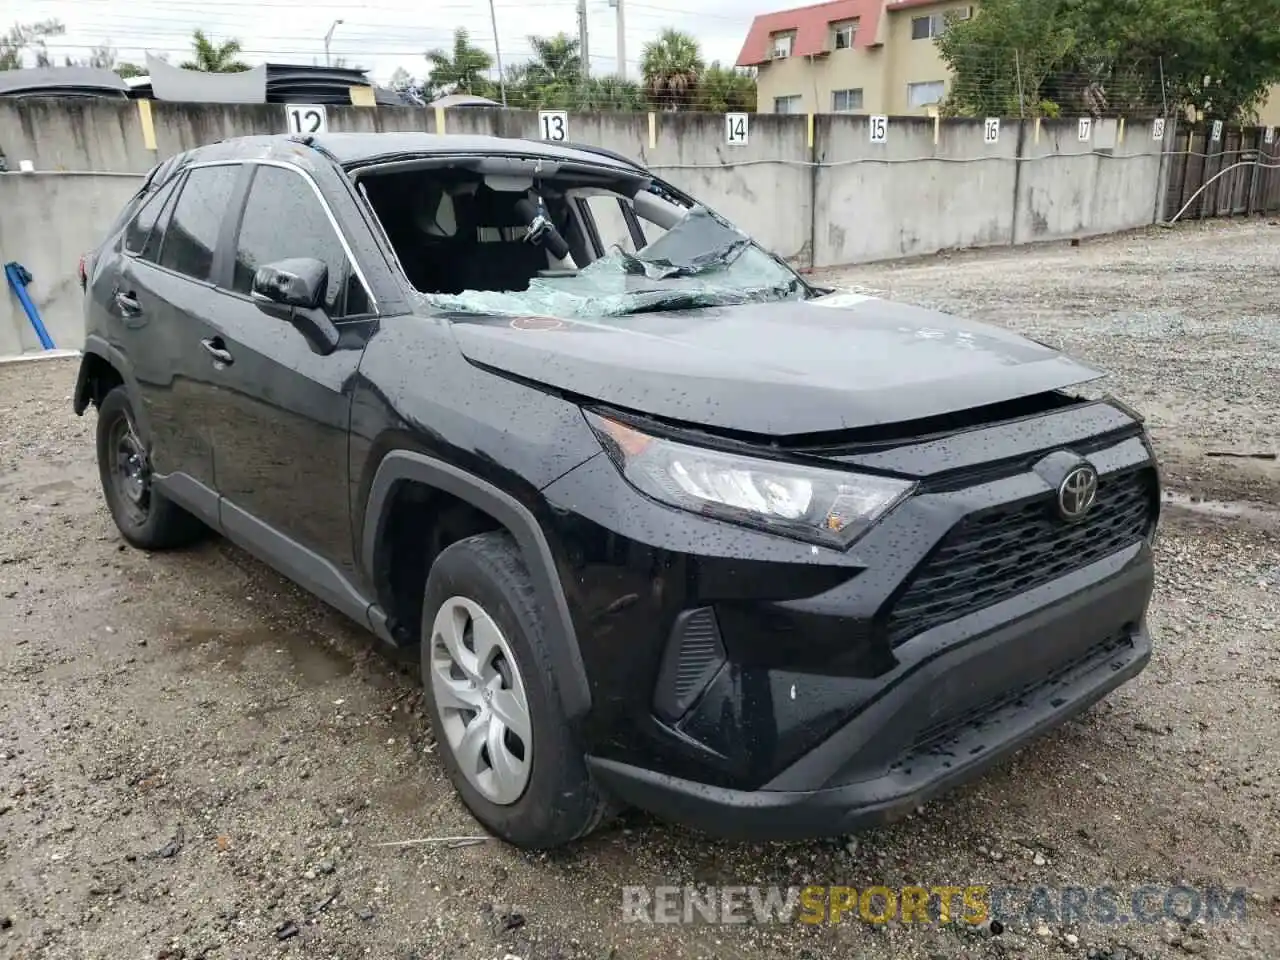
[{"left": 108, "top": 414, "right": 150, "bottom": 526}]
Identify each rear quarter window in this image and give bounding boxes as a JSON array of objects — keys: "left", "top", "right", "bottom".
[{"left": 123, "top": 178, "right": 181, "bottom": 257}]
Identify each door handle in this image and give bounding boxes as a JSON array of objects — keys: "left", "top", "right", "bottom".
[
  {"left": 200, "top": 337, "right": 234, "bottom": 366},
  {"left": 114, "top": 291, "right": 142, "bottom": 315}
]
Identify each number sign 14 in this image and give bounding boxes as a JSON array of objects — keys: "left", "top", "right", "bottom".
[
  {"left": 286, "top": 104, "right": 328, "bottom": 135},
  {"left": 725, "top": 113, "right": 748, "bottom": 146},
  {"left": 539, "top": 111, "right": 568, "bottom": 141}
]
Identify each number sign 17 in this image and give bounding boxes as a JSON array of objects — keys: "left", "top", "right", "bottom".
[{"left": 286, "top": 104, "right": 328, "bottom": 135}]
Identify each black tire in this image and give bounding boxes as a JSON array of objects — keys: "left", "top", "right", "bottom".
[
  {"left": 420, "top": 531, "right": 612, "bottom": 849},
  {"left": 96, "top": 386, "right": 205, "bottom": 550}
]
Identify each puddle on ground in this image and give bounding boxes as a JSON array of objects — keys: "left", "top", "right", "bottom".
[
  {"left": 1161, "top": 491, "right": 1280, "bottom": 528},
  {"left": 172, "top": 623, "right": 355, "bottom": 687}
]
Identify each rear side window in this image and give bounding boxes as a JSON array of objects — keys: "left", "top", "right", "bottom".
[
  {"left": 232, "top": 164, "right": 371, "bottom": 317},
  {"left": 124, "top": 177, "right": 180, "bottom": 257},
  {"left": 157, "top": 165, "right": 240, "bottom": 281}
]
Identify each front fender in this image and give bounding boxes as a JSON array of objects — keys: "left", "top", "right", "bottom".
[{"left": 361, "top": 449, "right": 592, "bottom": 722}]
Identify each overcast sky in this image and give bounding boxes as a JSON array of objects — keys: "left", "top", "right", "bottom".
[{"left": 10, "top": 0, "right": 780, "bottom": 84}]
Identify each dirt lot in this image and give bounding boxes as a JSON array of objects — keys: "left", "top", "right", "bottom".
[{"left": 1, "top": 220, "right": 1278, "bottom": 960}]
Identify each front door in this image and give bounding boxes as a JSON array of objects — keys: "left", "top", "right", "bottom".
[{"left": 203, "top": 161, "right": 377, "bottom": 577}]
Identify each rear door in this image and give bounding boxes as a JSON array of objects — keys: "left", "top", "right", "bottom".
[
  {"left": 203, "top": 160, "right": 377, "bottom": 576},
  {"left": 111, "top": 162, "right": 245, "bottom": 521}
]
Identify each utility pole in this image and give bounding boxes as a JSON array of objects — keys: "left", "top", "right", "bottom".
[
  {"left": 608, "top": 0, "right": 626, "bottom": 80},
  {"left": 577, "top": 0, "right": 590, "bottom": 80},
  {"left": 488, "top": 0, "right": 507, "bottom": 106},
  {"left": 324, "top": 19, "right": 343, "bottom": 67}
]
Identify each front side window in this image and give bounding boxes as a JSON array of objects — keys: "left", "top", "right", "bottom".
[
  {"left": 907, "top": 80, "right": 946, "bottom": 107},
  {"left": 832, "top": 88, "right": 864, "bottom": 112},
  {"left": 232, "top": 165, "right": 370, "bottom": 318},
  {"left": 157, "top": 165, "right": 240, "bottom": 281},
  {"left": 124, "top": 177, "right": 180, "bottom": 259},
  {"left": 774, "top": 94, "right": 803, "bottom": 114}
]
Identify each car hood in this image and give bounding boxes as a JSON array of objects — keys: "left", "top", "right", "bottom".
[{"left": 445, "top": 291, "right": 1103, "bottom": 436}]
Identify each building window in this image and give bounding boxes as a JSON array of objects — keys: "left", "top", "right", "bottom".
[
  {"left": 774, "top": 94, "right": 802, "bottom": 114},
  {"left": 771, "top": 33, "right": 794, "bottom": 58},
  {"left": 832, "top": 88, "right": 864, "bottom": 112},
  {"left": 832, "top": 19, "right": 859, "bottom": 50},
  {"left": 911, "top": 13, "right": 948, "bottom": 39},
  {"left": 907, "top": 80, "right": 946, "bottom": 107}
]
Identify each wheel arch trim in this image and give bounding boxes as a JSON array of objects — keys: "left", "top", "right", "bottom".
[
  {"left": 361, "top": 450, "right": 591, "bottom": 720},
  {"left": 73, "top": 334, "right": 152, "bottom": 441}
]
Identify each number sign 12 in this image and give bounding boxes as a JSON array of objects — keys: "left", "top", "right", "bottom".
[
  {"left": 539, "top": 111, "right": 568, "bottom": 141},
  {"left": 286, "top": 104, "right": 328, "bottom": 135},
  {"left": 725, "top": 113, "right": 748, "bottom": 146},
  {"left": 869, "top": 115, "right": 888, "bottom": 143}
]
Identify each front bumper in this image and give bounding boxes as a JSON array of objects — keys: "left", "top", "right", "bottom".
[{"left": 586, "top": 547, "right": 1153, "bottom": 840}]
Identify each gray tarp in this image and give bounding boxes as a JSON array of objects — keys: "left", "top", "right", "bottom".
[{"left": 146, "top": 53, "right": 267, "bottom": 103}]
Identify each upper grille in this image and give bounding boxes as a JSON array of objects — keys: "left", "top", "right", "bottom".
[{"left": 885, "top": 466, "right": 1157, "bottom": 647}]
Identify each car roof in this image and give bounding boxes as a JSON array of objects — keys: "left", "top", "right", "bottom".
[{"left": 177, "top": 132, "right": 643, "bottom": 173}]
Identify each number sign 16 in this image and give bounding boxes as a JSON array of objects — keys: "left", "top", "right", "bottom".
[
  {"left": 539, "top": 110, "right": 568, "bottom": 141},
  {"left": 286, "top": 104, "right": 328, "bottom": 135},
  {"left": 983, "top": 117, "right": 1000, "bottom": 144}
]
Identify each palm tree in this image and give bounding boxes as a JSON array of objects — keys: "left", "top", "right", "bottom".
[
  {"left": 425, "top": 28, "right": 494, "bottom": 96},
  {"left": 641, "top": 28, "right": 705, "bottom": 110},
  {"left": 181, "top": 29, "right": 250, "bottom": 72},
  {"left": 527, "top": 32, "right": 582, "bottom": 88},
  {"left": 571, "top": 75, "right": 646, "bottom": 112}
]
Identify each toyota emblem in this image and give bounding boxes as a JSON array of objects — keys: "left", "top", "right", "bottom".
[{"left": 1057, "top": 465, "right": 1098, "bottom": 521}]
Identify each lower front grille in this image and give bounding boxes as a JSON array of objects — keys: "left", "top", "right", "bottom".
[
  {"left": 906, "top": 626, "right": 1136, "bottom": 759},
  {"left": 885, "top": 466, "right": 1157, "bottom": 647}
]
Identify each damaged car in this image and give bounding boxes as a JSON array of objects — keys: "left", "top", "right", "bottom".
[{"left": 74, "top": 132, "right": 1160, "bottom": 848}]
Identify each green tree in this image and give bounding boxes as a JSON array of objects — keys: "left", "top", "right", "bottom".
[
  {"left": 699, "top": 62, "right": 757, "bottom": 112},
  {"left": 0, "top": 19, "right": 65, "bottom": 70},
  {"left": 641, "top": 28, "right": 705, "bottom": 110},
  {"left": 527, "top": 32, "right": 582, "bottom": 88},
  {"left": 181, "top": 29, "right": 250, "bottom": 72},
  {"left": 116, "top": 62, "right": 147, "bottom": 79},
  {"left": 425, "top": 28, "right": 494, "bottom": 96}
]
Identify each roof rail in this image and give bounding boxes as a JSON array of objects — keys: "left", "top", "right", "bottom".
[{"left": 557, "top": 141, "right": 647, "bottom": 171}]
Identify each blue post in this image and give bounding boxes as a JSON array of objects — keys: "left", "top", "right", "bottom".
[{"left": 5, "top": 261, "right": 56, "bottom": 351}]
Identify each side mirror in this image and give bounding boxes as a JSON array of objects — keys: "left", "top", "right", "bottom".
[
  {"left": 251, "top": 257, "right": 327, "bottom": 309},
  {"left": 250, "top": 257, "right": 340, "bottom": 356}
]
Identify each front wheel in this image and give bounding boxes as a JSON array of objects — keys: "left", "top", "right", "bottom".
[
  {"left": 420, "top": 531, "right": 611, "bottom": 848},
  {"left": 96, "top": 386, "right": 205, "bottom": 550}
]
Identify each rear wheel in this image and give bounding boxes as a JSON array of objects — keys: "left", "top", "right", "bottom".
[
  {"left": 421, "top": 531, "right": 611, "bottom": 848},
  {"left": 96, "top": 386, "right": 204, "bottom": 550}
]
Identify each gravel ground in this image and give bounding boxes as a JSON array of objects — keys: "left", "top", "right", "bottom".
[{"left": 1, "top": 220, "right": 1278, "bottom": 960}]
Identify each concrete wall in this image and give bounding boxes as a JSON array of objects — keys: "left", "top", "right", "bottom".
[{"left": 1, "top": 99, "right": 1167, "bottom": 356}]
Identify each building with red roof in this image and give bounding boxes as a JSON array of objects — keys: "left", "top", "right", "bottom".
[{"left": 735, "top": 0, "right": 976, "bottom": 115}]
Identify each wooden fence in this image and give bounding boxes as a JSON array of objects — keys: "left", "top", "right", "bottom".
[{"left": 1162, "top": 125, "right": 1280, "bottom": 220}]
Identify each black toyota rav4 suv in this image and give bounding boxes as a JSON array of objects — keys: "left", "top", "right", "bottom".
[{"left": 75, "top": 132, "right": 1159, "bottom": 848}]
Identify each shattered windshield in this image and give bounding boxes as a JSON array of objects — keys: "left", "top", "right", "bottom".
[{"left": 421, "top": 205, "right": 805, "bottom": 320}]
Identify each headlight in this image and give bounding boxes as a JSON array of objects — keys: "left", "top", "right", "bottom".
[{"left": 586, "top": 412, "right": 916, "bottom": 548}]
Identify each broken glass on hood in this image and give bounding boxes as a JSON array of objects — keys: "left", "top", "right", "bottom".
[{"left": 421, "top": 205, "right": 804, "bottom": 320}]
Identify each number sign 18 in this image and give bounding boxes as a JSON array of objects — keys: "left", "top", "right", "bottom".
[
  {"left": 286, "top": 104, "right": 328, "bottom": 135},
  {"left": 1152, "top": 118, "right": 1166, "bottom": 141},
  {"left": 539, "top": 110, "right": 568, "bottom": 141},
  {"left": 725, "top": 113, "right": 748, "bottom": 146},
  {"left": 869, "top": 115, "right": 888, "bottom": 143}
]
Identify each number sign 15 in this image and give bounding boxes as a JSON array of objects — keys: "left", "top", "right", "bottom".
[
  {"left": 286, "top": 104, "right": 328, "bottom": 135},
  {"left": 869, "top": 115, "right": 888, "bottom": 143},
  {"left": 539, "top": 111, "right": 568, "bottom": 141}
]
